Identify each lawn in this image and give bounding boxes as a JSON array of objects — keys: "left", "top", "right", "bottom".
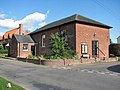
[{"left": 0, "top": 77, "right": 25, "bottom": 90}]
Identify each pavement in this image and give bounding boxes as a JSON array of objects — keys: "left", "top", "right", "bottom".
[{"left": 0, "top": 58, "right": 120, "bottom": 90}]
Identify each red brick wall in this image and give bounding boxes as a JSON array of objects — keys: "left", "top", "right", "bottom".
[
  {"left": 9, "top": 35, "right": 33, "bottom": 58},
  {"left": 18, "top": 43, "right": 33, "bottom": 58},
  {"left": 31, "top": 22, "right": 76, "bottom": 55},
  {"left": 76, "top": 23, "right": 110, "bottom": 59},
  {"left": 31, "top": 22, "right": 110, "bottom": 59},
  {"left": 9, "top": 36, "right": 18, "bottom": 57}
]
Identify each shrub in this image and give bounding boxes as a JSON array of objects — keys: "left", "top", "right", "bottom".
[
  {"left": 49, "top": 33, "right": 75, "bottom": 59},
  {"left": 118, "top": 57, "right": 120, "bottom": 61},
  {"left": 28, "top": 54, "right": 37, "bottom": 59},
  {"left": 109, "top": 44, "right": 120, "bottom": 57}
]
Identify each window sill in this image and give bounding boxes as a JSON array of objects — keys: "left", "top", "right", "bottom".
[{"left": 23, "top": 50, "right": 28, "bottom": 51}]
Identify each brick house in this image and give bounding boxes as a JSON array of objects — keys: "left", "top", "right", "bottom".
[
  {"left": 30, "top": 14, "right": 112, "bottom": 59},
  {"left": 2, "top": 24, "right": 28, "bottom": 48},
  {"left": 9, "top": 34, "right": 34, "bottom": 58}
]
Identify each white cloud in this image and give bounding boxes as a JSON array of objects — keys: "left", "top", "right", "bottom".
[
  {"left": 0, "top": 19, "right": 18, "bottom": 28},
  {"left": 0, "top": 13, "right": 5, "bottom": 18},
  {"left": 0, "top": 31, "right": 4, "bottom": 36},
  {"left": 39, "top": 22, "right": 46, "bottom": 27},
  {"left": 0, "top": 12, "right": 48, "bottom": 31}
]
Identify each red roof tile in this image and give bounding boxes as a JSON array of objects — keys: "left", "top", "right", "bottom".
[
  {"left": 3, "top": 28, "right": 19, "bottom": 39},
  {"left": 0, "top": 36, "right": 2, "bottom": 41},
  {"left": 3, "top": 28, "right": 28, "bottom": 39}
]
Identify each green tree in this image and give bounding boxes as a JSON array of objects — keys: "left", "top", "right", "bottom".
[
  {"left": 0, "top": 41, "right": 3, "bottom": 49},
  {"left": 110, "top": 39, "right": 113, "bottom": 44},
  {"left": 49, "top": 33, "right": 75, "bottom": 59}
]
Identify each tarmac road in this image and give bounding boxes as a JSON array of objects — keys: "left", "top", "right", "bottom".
[{"left": 0, "top": 58, "right": 120, "bottom": 90}]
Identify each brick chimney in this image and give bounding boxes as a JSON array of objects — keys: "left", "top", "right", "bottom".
[{"left": 19, "top": 24, "right": 23, "bottom": 35}]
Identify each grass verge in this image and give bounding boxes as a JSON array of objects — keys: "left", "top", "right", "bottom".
[{"left": 0, "top": 77, "right": 25, "bottom": 90}]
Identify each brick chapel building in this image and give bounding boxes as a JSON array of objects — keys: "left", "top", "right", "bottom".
[{"left": 9, "top": 14, "right": 112, "bottom": 59}]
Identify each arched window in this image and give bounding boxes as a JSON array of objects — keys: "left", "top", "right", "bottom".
[{"left": 42, "top": 34, "right": 45, "bottom": 47}]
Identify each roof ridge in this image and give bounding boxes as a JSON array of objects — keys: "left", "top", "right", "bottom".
[
  {"left": 5, "top": 28, "right": 18, "bottom": 33},
  {"left": 30, "top": 14, "right": 112, "bottom": 35}
]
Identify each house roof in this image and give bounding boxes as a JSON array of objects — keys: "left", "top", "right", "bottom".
[
  {"left": 117, "top": 36, "right": 120, "bottom": 39},
  {"left": 0, "top": 36, "right": 2, "bottom": 41},
  {"left": 30, "top": 14, "right": 112, "bottom": 34},
  {"left": 3, "top": 28, "right": 19, "bottom": 39},
  {"left": 14, "top": 34, "right": 34, "bottom": 43},
  {"left": 3, "top": 28, "right": 29, "bottom": 39}
]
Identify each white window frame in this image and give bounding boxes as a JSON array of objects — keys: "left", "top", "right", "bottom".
[
  {"left": 81, "top": 43, "right": 88, "bottom": 54},
  {"left": 42, "top": 34, "right": 45, "bottom": 47},
  {"left": 23, "top": 44, "right": 28, "bottom": 51}
]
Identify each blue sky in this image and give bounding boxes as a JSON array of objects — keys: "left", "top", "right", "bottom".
[{"left": 0, "top": 0, "right": 120, "bottom": 42}]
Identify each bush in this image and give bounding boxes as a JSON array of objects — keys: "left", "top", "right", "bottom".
[
  {"left": 109, "top": 44, "right": 120, "bottom": 57},
  {"left": 118, "top": 57, "right": 120, "bottom": 61},
  {"left": 49, "top": 33, "right": 75, "bottom": 59},
  {"left": 28, "top": 54, "right": 37, "bottom": 59}
]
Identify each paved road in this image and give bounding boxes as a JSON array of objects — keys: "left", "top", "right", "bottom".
[{"left": 0, "top": 58, "right": 120, "bottom": 90}]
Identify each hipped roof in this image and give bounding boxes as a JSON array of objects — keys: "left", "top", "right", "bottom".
[
  {"left": 30, "top": 14, "right": 112, "bottom": 35},
  {"left": 14, "top": 34, "right": 34, "bottom": 43}
]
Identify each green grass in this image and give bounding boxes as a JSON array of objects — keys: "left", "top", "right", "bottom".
[
  {"left": 0, "top": 77, "right": 25, "bottom": 90},
  {"left": 0, "top": 49, "right": 8, "bottom": 57}
]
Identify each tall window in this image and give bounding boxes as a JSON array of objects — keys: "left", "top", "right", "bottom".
[
  {"left": 23, "top": 44, "right": 28, "bottom": 51},
  {"left": 81, "top": 43, "right": 88, "bottom": 54},
  {"left": 60, "top": 30, "right": 67, "bottom": 37},
  {"left": 42, "top": 34, "right": 45, "bottom": 47}
]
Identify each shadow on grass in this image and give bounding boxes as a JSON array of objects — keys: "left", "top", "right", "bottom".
[{"left": 107, "top": 65, "right": 120, "bottom": 73}]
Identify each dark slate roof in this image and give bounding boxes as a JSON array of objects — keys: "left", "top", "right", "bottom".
[
  {"left": 14, "top": 34, "right": 34, "bottom": 43},
  {"left": 30, "top": 14, "right": 112, "bottom": 34},
  {"left": 117, "top": 36, "right": 120, "bottom": 39}
]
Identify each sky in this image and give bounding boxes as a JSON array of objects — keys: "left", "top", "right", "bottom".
[{"left": 0, "top": 0, "right": 120, "bottom": 42}]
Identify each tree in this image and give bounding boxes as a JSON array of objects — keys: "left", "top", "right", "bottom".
[
  {"left": 49, "top": 33, "right": 75, "bottom": 59},
  {"left": 0, "top": 41, "right": 3, "bottom": 49},
  {"left": 110, "top": 39, "right": 113, "bottom": 44}
]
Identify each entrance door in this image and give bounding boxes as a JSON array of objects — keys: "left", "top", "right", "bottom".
[
  {"left": 92, "top": 41, "right": 98, "bottom": 57},
  {"left": 31, "top": 46, "right": 35, "bottom": 55}
]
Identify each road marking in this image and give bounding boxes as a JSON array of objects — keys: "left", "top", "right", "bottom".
[
  {"left": 56, "top": 67, "right": 120, "bottom": 77},
  {"left": 80, "top": 69, "right": 120, "bottom": 76}
]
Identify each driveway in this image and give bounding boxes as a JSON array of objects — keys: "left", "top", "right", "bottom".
[{"left": 0, "top": 58, "right": 120, "bottom": 90}]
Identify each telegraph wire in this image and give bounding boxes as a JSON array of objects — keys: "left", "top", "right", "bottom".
[{"left": 93, "top": 0, "right": 120, "bottom": 22}]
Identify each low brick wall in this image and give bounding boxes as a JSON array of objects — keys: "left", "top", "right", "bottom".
[
  {"left": 17, "top": 57, "right": 118, "bottom": 67},
  {"left": 17, "top": 57, "right": 41, "bottom": 65},
  {"left": 17, "top": 57, "right": 82, "bottom": 66},
  {"left": 41, "top": 59, "right": 82, "bottom": 67}
]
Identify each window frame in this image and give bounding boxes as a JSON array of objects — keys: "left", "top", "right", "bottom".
[
  {"left": 42, "top": 34, "right": 45, "bottom": 47},
  {"left": 81, "top": 43, "right": 88, "bottom": 54},
  {"left": 60, "top": 30, "right": 67, "bottom": 37},
  {"left": 23, "top": 44, "right": 28, "bottom": 51}
]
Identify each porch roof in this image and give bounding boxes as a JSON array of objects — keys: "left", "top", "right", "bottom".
[{"left": 14, "top": 34, "right": 34, "bottom": 43}]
